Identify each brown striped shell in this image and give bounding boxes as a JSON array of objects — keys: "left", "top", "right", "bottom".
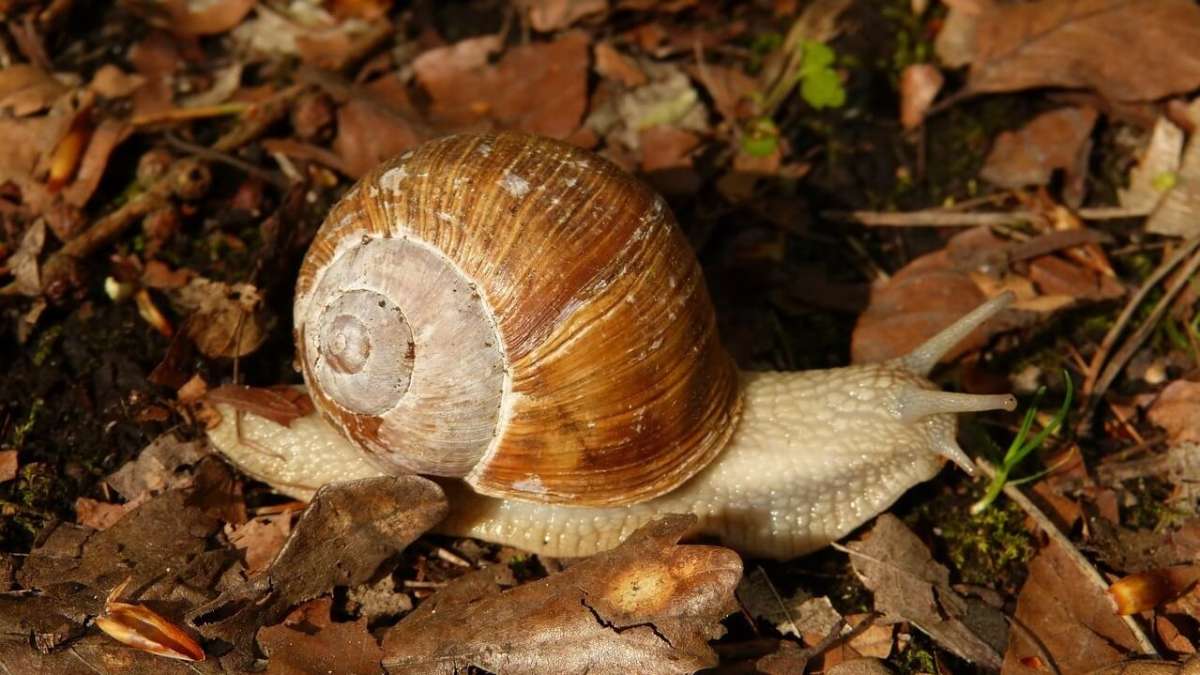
[{"left": 294, "top": 131, "right": 741, "bottom": 507}]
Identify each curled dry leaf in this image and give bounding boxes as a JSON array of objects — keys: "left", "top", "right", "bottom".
[
  {"left": 95, "top": 577, "right": 205, "bottom": 661},
  {"left": 1003, "top": 540, "right": 1141, "bottom": 674},
  {"left": 75, "top": 497, "right": 137, "bottom": 531},
  {"left": 980, "top": 107, "right": 1098, "bottom": 190},
  {"left": 962, "top": 0, "right": 1200, "bottom": 103},
  {"left": 899, "top": 63, "right": 943, "bottom": 130},
  {"left": 380, "top": 514, "right": 742, "bottom": 675},
  {"left": 1109, "top": 566, "right": 1200, "bottom": 615},
  {"left": 846, "top": 515, "right": 1006, "bottom": 669},
  {"left": 205, "top": 384, "right": 315, "bottom": 428},
  {"left": 172, "top": 277, "right": 267, "bottom": 358}
]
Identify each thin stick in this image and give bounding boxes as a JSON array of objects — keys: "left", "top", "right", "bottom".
[
  {"left": 1084, "top": 240, "right": 1200, "bottom": 427},
  {"left": 974, "top": 458, "right": 1159, "bottom": 657},
  {"left": 1081, "top": 234, "right": 1200, "bottom": 402},
  {"left": 823, "top": 206, "right": 1151, "bottom": 228}
]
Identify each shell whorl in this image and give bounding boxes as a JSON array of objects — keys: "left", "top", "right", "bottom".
[{"left": 295, "top": 132, "right": 741, "bottom": 507}]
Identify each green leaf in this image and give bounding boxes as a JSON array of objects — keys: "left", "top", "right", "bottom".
[
  {"left": 800, "top": 68, "right": 845, "bottom": 109},
  {"left": 741, "top": 117, "right": 780, "bottom": 157},
  {"left": 800, "top": 40, "right": 835, "bottom": 72}
]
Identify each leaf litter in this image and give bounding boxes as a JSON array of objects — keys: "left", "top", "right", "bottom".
[{"left": 10, "top": 0, "right": 1200, "bottom": 672}]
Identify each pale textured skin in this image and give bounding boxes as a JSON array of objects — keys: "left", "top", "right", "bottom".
[{"left": 207, "top": 365, "right": 963, "bottom": 560}]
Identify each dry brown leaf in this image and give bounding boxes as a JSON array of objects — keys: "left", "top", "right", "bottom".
[
  {"left": 106, "top": 433, "right": 208, "bottom": 502},
  {"left": 899, "top": 63, "right": 943, "bottom": 130},
  {"left": 380, "top": 514, "right": 741, "bottom": 674},
  {"left": 205, "top": 385, "right": 315, "bottom": 428},
  {"left": 595, "top": 42, "right": 649, "bottom": 88},
  {"left": 227, "top": 512, "right": 292, "bottom": 575},
  {"left": 688, "top": 62, "right": 757, "bottom": 124},
  {"left": 6, "top": 220, "right": 46, "bottom": 298},
  {"left": 737, "top": 566, "right": 843, "bottom": 642},
  {"left": 1149, "top": 380, "right": 1200, "bottom": 445},
  {"left": 1027, "top": 254, "right": 1124, "bottom": 302},
  {"left": 192, "top": 476, "right": 447, "bottom": 667},
  {"left": 980, "top": 107, "right": 1098, "bottom": 189},
  {"left": 964, "top": 0, "right": 1200, "bottom": 103},
  {"left": 131, "top": 0, "right": 258, "bottom": 36},
  {"left": 415, "top": 31, "right": 590, "bottom": 139},
  {"left": 523, "top": 0, "right": 607, "bottom": 31},
  {"left": 332, "top": 91, "right": 425, "bottom": 178},
  {"left": 0, "top": 450, "right": 16, "bottom": 484},
  {"left": 586, "top": 60, "right": 708, "bottom": 153},
  {"left": 1146, "top": 111, "right": 1200, "bottom": 237},
  {"left": 0, "top": 64, "right": 70, "bottom": 115},
  {"left": 1002, "top": 540, "right": 1141, "bottom": 674},
  {"left": 75, "top": 497, "right": 137, "bottom": 531},
  {"left": 61, "top": 118, "right": 132, "bottom": 207},
  {"left": 640, "top": 125, "right": 701, "bottom": 172},
  {"left": 89, "top": 64, "right": 147, "bottom": 99},
  {"left": 847, "top": 514, "right": 1005, "bottom": 669},
  {"left": 259, "top": 597, "right": 382, "bottom": 675},
  {"left": 172, "top": 277, "right": 267, "bottom": 358},
  {"left": 851, "top": 243, "right": 990, "bottom": 364}
]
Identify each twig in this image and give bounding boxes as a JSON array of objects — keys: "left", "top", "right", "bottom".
[
  {"left": 164, "top": 134, "right": 289, "bottom": 190},
  {"left": 1082, "top": 237, "right": 1200, "bottom": 427},
  {"left": 1, "top": 158, "right": 206, "bottom": 298},
  {"left": 823, "top": 205, "right": 1150, "bottom": 228},
  {"left": 1081, "top": 234, "right": 1200, "bottom": 402},
  {"left": 973, "top": 458, "right": 1159, "bottom": 658}
]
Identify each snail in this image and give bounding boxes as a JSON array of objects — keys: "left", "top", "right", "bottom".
[{"left": 206, "top": 131, "right": 1017, "bottom": 561}]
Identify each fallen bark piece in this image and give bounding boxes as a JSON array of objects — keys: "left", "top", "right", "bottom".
[{"left": 380, "top": 514, "right": 742, "bottom": 674}]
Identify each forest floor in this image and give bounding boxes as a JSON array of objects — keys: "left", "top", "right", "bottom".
[{"left": 3, "top": 1, "right": 1200, "bottom": 673}]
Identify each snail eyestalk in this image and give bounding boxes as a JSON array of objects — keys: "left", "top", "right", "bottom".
[{"left": 898, "top": 291, "right": 1015, "bottom": 377}]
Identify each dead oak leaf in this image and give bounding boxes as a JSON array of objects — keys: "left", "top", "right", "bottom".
[
  {"left": 963, "top": 0, "right": 1200, "bottom": 103},
  {"left": 259, "top": 597, "right": 382, "bottom": 675},
  {"left": 980, "top": 107, "right": 1098, "bottom": 190},
  {"left": 1149, "top": 380, "right": 1200, "bottom": 445},
  {"left": 380, "top": 514, "right": 741, "bottom": 675},
  {"left": 1003, "top": 540, "right": 1141, "bottom": 674},
  {"left": 415, "top": 31, "right": 589, "bottom": 139},
  {"left": 846, "top": 514, "right": 1006, "bottom": 669}
]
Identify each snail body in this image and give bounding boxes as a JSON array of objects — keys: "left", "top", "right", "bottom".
[{"left": 206, "top": 132, "right": 1016, "bottom": 560}]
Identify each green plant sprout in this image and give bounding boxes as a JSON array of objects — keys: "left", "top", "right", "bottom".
[{"left": 970, "top": 370, "right": 1073, "bottom": 515}]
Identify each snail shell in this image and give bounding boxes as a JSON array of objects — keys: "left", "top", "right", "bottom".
[{"left": 295, "top": 132, "right": 741, "bottom": 507}]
